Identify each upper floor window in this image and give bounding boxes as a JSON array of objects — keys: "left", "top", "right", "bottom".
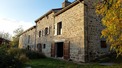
[
  {"left": 57, "top": 22, "right": 62, "bottom": 35},
  {"left": 45, "top": 27, "right": 48, "bottom": 35},
  {"left": 45, "top": 27, "right": 50, "bottom": 35},
  {"left": 39, "top": 31, "right": 41, "bottom": 37}
]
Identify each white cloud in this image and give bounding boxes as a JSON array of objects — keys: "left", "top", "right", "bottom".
[{"left": 0, "top": 18, "right": 34, "bottom": 36}]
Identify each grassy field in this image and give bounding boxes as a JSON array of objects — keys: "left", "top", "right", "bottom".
[{"left": 24, "top": 58, "right": 122, "bottom": 68}]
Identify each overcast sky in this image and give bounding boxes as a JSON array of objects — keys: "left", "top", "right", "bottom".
[{"left": 0, "top": 0, "right": 74, "bottom": 35}]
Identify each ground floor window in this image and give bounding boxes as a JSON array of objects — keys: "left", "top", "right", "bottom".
[
  {"left": 43, "top": 44, "right": 46, "bottom": 49},
  {"left": 100, "top": 41, "right": 107, "bottom": 48}
]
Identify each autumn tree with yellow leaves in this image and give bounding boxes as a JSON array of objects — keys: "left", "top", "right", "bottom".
[{"left": 96, "top": 0, "right": 122, "bottom": 56}]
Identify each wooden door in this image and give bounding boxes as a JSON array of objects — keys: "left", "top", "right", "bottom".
[
  {"left": 37, "top": 43, "right": 42, "bottom": 52},
  {"left": 51, "top": 42, "right": 55, "bottom": 57},
  {"left": 63, "top": 41, "right": 70, "bottom": 60}
]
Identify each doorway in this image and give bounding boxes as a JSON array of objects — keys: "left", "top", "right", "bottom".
[
  {"left": 37, "top": 43, "right": 42, "bottom": 52},
  {"left": 56, "top": 42, "right": 63, "bottom": 57}
]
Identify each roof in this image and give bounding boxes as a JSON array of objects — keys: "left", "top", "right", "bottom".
[
  {"left": 54, "top": 0, "right": 83, "bottom": 16},
  {"left": 0, "top": 37, "right": 10, "bottom": 42},
  {"left": 35, "top": 8, "right": 62, "bottom": 23},
  {"left": 19, "top": 25, "right": 36, "bottom": 36},
  {"left": 35, "top": 0, "right": 83, "bottom": 23}
]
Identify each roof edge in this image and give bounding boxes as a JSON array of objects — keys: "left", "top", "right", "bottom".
[
  {"left": 19, "top": 25, "right": 36, "bottom": 36},
  {"left": 54, "top": 0, "right": 83, "bottom": 16},
  {"left": 35, "top": 8, "right": 62, "bottom": 23},
  {"left": 35, "top": 10, "right": 53, "bottom": 23},
  {"left": 0, "top": 37, "right": 11, "bottom": 42}
]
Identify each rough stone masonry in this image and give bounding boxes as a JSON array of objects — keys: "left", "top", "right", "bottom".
[{"left": 19, "top": 0, "right": 110, "bottom": 62}]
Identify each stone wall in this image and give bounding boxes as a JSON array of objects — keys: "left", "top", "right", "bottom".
[
  {"left": 19, "top": 27, "right": 36, "bottom": 50},
  {"left": 36, "top": 2, "right": 85, "bottom": 62},
  {"left": 19, "top": 0, "right": 110, "bottom": 62},
  {"left": 36, "top": 12, "right": 55, "bottom": 57},
  {"left": 84, "top": 0, "right": 110, "bottom": 61},
  {"left": 54, "top": 2, "right": 85, "bottom": 62}
]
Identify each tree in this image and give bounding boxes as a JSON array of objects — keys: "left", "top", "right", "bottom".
[
  {"left": 13, "top": 26, "right": 24, "bottom": 36},
  {"left": 0, "top": 32, "right": 11, "bottom": 40},
  {"left": 11, "top": 26, "right": 24, "bottom": 47},
  {"left": 96, "top": 0, "right": 122, "bottom": 56}
]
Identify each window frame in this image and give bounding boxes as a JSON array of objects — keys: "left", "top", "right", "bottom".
[
  {"left": 100, "top": 41, "right": 107, "bottom": 48},
  {"left": 57, "top": 22, "right": 62, "bottom": 35},
  {"left": 39, "top": 31, "right": 41, "bottom": 37},
  {"left": 45, "top": 27, "right": 48, "bottom": 35}
]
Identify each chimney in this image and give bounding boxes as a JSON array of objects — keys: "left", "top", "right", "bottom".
[{"left": 62, "top": 0, "right": 71, "bottom": 8}]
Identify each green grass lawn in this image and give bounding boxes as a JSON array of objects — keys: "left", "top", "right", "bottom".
[{"left": 24, "top": 58, "right": 122, "bottom": 68}]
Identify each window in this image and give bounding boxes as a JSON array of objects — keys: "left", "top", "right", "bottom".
[
  {"left": 43, "top": 44, "right": 46, "bottom": 49},
  {"left": 45, "top": 27, "right": 50, "bottom": 35},
  {"left": 39, "top": 31, "right": 41, "bottom": 37},
  {"left": 57, "top": 22, "right": 62, "bottom": 35},
  {"left": 45, "top": 27, "right": 48, "bottom": 35},
  {"left": 100, "top": 41, "right": 107, "bottom": 48},
  {"left": 28, "top": 35, "right": 30, "bottom": 43}
]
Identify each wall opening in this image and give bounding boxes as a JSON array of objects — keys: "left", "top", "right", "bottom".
[
  {"left": 45, "top": 27, "right": 48, "bottom": 35},
  {"left": 57, "top": 22, "right": 62, "bottom": 35},
  {"left": 56, "top": 42, "right": 63, "bottom": 57},
  {"left": 43, "top": 44, "right": 46, "bottom": 49},
  {"left": 37, "top": 43, "right": 42, "bottom": 52},
  {"left": 100, "top": 41, "right": 107, "bottom": 48}
]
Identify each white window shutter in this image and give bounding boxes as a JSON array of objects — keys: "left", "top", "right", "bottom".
[
  {"left": 48, "top": 26, "right": 50, "bottom": 34},
  {"left": 61, "top": 29, "right": 62, "bottom": 35},
  {"left": 54, "top": 24, "right": 57, "bottom": 36}
]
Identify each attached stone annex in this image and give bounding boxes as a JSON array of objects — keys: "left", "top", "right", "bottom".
[{"left": 19, "top": 0, "right": 110, "bottom": 62}]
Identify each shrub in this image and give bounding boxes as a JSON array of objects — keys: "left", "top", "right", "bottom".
[
  {"left": 25, "top": 50, "right": 46, "bottom": 59},
  {"left": 0, "top": 55, "right": 22, "bottom": 68},
  {"left": 7, "top": 48, "right": 29, "bottom": 63},
  {"left": 0, "top": 45, "right": 46, "bottom": 68},
  {"left": 7, "top": 48, "right": 22, "bottom": 57},
  {"left": 0, "top": 44, "right": 22, "bottom": 68},
  {"left": 7, "top": 48, "right": 46, "bottom": 60},
  {"left": 19, "top": 54, "right": 29, "bottom": 63}
]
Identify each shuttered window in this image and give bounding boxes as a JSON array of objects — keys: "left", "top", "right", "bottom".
[
  {"left": 57, "top": 22, "right": 62, "bottom": 35},
  {"left": 39, "top": 31, "right": 41, "bottom": 37},
  {"left": 45, "top": 27, "right": 48, "bottom": 35}
]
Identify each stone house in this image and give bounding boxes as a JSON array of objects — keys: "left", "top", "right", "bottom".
[
  {"left": 19, "top": 0, "right": 109, "bottom": 62},
  {"left": 19, "top": 26, "right": 36, "bottom": 50}
]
